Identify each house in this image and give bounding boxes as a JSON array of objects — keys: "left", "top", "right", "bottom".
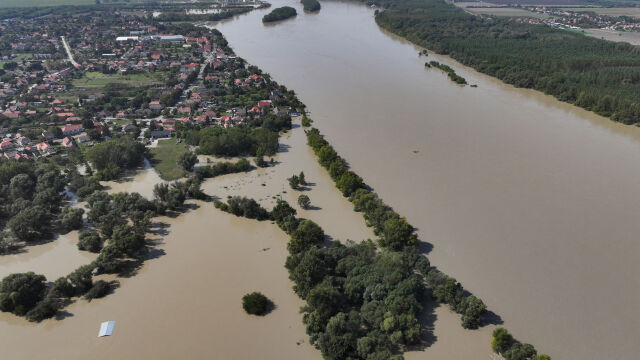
[
  {"left": 16, "top": 136, "right": 31, "bottom": 146},
  {"left": 36, "top": 142, "right": 51, "bottom": 152},
  {"left": 149, "top": 101, "right": 163, "bottom": 110},
  {"left": 77, "top": 135, "right": 91, "bottom": 143},
  {"left": 162, "top": 119, "right": 175, "bottom": 128},
  {"left": 62, "top": 137, "right": 74, "bottom": 148},
  {"left": 62, "top": 124, "right": 84, "bottom": 136},
  {"left": 0, "top": 138, "right": 13, "bottom": 150},
  {"left": 258, "top": 100, "right": 272, "bottom": 107},
  {"left": 2, "top": 110, "right": 19, "bottom": 118},
  {"left": 150, "top": 130, "right": 172, "bottom": 139},
  {"left": 42, "top": 131, "right": 54, "bottom": 140},
  {"left": 122, "top": 124, "right": 137, "bottom": 132}
]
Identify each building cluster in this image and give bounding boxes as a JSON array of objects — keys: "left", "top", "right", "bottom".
[
  {"left": 514, "top": 6, "right": 640, "bottom": 31},
  {"left": 0, "top": 7, "right": 298, "bottom": 161}
]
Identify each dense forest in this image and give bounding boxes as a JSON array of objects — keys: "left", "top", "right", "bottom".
[
  {"left": 262, "top": 6, "right": 297, "bottom": 23},
  {"left": 374, "top": 0, "right": 640, "bottom": 124}
]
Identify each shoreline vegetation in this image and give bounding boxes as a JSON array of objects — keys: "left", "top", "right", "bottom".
[
  {"left": 425, "top": 60, "right": 467, "bottom": 85},
  {"left": 210, "top": 115, "right": 549, "bottom": 358},
  {"left": 301, "top": 0, "right": 322, "bottom": 12},
  {"left": 373, "top": 0, "right": 640, "bottom": 125},
  {"left": 262, "top": 6, "right": 298, "bottom": 23}
]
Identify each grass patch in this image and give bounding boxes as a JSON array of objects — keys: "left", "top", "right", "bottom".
[
  {"left": 0, "top": 53, "right": 32, "bottom": 65},
  {"left": 149, "top": 138, "right": 188, "bottom": 181},
  {"left": 72, "top": 71, "right": 165, "bottom": 89}
]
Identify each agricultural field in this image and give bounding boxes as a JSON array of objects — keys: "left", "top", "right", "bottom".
[
  {"left": 0, "top": 53, "right": 33, "bottom": 65},
  {"left": 455, "top": 3, "right": 550, "bottom": 17},
  {"left": 149, "top": 138, "right": 189, "bottom": 181},
  {"left": 585, "top": 28, "right": 640, "bottom": 44},
  {"left": 560, "top": 7, "right": 640, "bottom": 17}
]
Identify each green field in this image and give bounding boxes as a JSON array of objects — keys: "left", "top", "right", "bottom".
[
  {"left": 149, "top": 138, "right": 188, "bottom": 181},
  {"left": 0, "top": 53, "right": 33, "bottom": 65},
  {"left": 560, "top": 7, "right": 640, "bottom": 18},
  {"left": 72, "top": 71, "right": 165, "bottom": 89}
]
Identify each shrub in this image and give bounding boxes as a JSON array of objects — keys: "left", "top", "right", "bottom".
[
  {"left": 59, "top": 206, "right": 84, "bottom": 232},
  {"left": 298, "top": 194, "right": 311, "bottom": 209},
  {"left": 242, "top": 292, "right": 270, "bottom": 315},
  {"left": 491, "top": 327, "right": 514, "bottom": 354},
  {"left": 25, "top": 297, "right": 61, "bottom": 322},
  {"left": 77, "top": 230, "right": 102, "bottom": 253},
  {"left": 0, "top": 272, "right": 47, "bottom": 315},
  {"left": 288, "top": 220, "right": 324, "bottom": 254},
  {"left": 178, "top": 151, "right": 198, "bottom": 171},
  {"left": 85, "top": 280, "right": 111, "bottom": 301}
]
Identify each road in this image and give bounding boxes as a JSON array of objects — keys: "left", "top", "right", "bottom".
[{"left": 60, "top": 36, "right": 79, "bottom": 67}]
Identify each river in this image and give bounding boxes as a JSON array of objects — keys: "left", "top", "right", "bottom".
[{"left": 213, "top": 1, "right": 640, "bottom": 359}]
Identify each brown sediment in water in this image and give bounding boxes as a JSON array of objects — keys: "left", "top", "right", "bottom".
[
  {"left": 0, "top": 115, "right": 493, "bottom": 359},
  {"left": 0, "top": 231, "right": 96, "bottom": 281},
  {"left": 212, "top": 1, "right": 640, "bottom": 358}
]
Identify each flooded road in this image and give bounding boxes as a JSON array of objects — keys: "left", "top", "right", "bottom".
[{"left": 214, "top": 2, "right": 640, "bottom": 359}]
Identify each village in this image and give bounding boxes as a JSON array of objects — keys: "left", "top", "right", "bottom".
[
  {"left": 511, "top": 5, "right": 640, "bottom": 31},
  {"left": 0, "top": 7, "right": 300, "bottom": 163}
]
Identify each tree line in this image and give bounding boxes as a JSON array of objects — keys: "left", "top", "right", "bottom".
[
  {"left": 375, "top": 0, "right": 640, "bottom": 125},
  {"left": 262, "top": 6, "right": 297, "bottom": 23},
  {"left": 426, "top": 61, "right": 467, "bottom": 85}
]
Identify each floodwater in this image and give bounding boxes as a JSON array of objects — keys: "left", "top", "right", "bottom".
[
  {"left": 212, "top": 1, "right": 640, "bottom": 359},
  {"left": 0, "top": 116, "right": 378, "bottom": 359},
  {"left": 0, "top": 231, "right": 95, "bottom": 281}
]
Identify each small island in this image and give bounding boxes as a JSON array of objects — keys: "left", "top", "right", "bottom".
[
  {"left": 262, "top": 6, "right": 297, "bottom": 23},
  {"left": 301, "top": 0, "right": 321, "bottom": 12}
]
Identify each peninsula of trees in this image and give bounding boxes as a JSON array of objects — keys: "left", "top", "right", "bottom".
[
  {"left": 375, "top": 0, "right": 640, "bottom": 124},
  {"left": 301, "top": 0, "right": 321, "bottom": 12},
  {"left": 262, "top": 6, "right": 297, "bottom": 23}
]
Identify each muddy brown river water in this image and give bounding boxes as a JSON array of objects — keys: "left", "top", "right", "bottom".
[
  {"left": 213, "top": 2, "right": 640, "bottom": 359},
  {"left": 2, "top": 1, "right": 640, "bottom": 359}
]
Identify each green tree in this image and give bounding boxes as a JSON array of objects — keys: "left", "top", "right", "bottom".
[
  {"left": 534, "top": 355, "right": 551, "bottom": 360},
  {"left": 504, "top": 343, "right": 537, "bottom": 360},
  {"left": 298, "top": 194, "right": 311, "bottom": 209},
  {"left": 288, "top": 220, "right": 324, "bottom": 254},
  {"left": 85, "top": 280, "right": 111, "bottom": 301},
  {"left": 77, "top": 230, "right": 102, "bottom": 253},
  {"left": 491, "top": 327, "right": 514, "bottom": 354},
  {"left": 0, "top": 272, "right": 47, "bottom": 315},
  {"left": 289, "top": 174, "right": 300, "bottom": 190},
  {"left": 242, "top": 292, "right": 270, "bottom": 315},
  {"left": 8, "top": 206, "right": 51, "bottom": 242},
  {"left": 378, "top": 217, "right": 418, "bottom": 250},
  {"left": 336, "top": 171, "right": 364, "bottom": 197},
  {"left": 59, "top": 206, "right": 84, "bottom": 232},
  {"left": 178, "top": 151, "right": 198, "bottom": 171},
  {"left": 459, "top": 295, "right": 486, "bottom": 329},
  {"left": 9, "top": 173, "right": 35, "bottom": 200},
  {"left": 67, "top": 264, "right": 94, "bottom": 295},
  {"left": 25, "top": 297, "right": 60, "bottom": 322}
]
